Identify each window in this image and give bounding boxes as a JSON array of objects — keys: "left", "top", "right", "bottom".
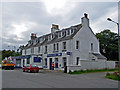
[
  {"left": 45, "top": 58, "right": 47, "bottom": 66},
  {"left": 62, "top": 30, "right": 66, "bottom": 37},
  {"left": 34, "top": 57, "right": 41, "bottom": 62},
  {"left": 57, "top": 43, "right": 59, "bottom": 51},
  {"left": 71, "top": 29, "right": 74, "bottom": 34},
  {"left": 53, "top": 44, "right": 56, "bottom": 51},
  {"left": 33, "top": 48, "right": 34, "bottom": 54},
  {"left": 92, "top": 56, "right": 95, "bottom": 61},
  {"left": 40, "top": 37, "right": 45, "bottom": 43},
  {"left": 63, "top": 42, "right": 66, "bottom": 49},
  {"left": 25, "top": 49, "right": 26, "bottom": 55},
  {"left": 91, "top": 43, "right": 93, "bottom": 52},
  {"left": 62, "top": 31, "right": 64, "bottom": 36},
  {"left": 58, "top": 32, "right": 61, "bottom": 38},
  {"left": 27, "top": 58, "right": 30, "bottom": 64},
  {"left": 76, "top": 41, "right": 79, "bottom": 49},
  {"left": 36, "top": 39, "right": 38, "bottom": 43},
  {"left": 45, "top": 45, "right": 47, "bottom": 53},
  {"left": 76, "top": 57, "right": 79, "bottom": 65},
  {"left": 67, "top": 30, "right": 70, "bottom": 35},
  {"left": 48, "top": 35, "right": 51, "bottom": 41},
  {"left": 38, "top": 46, "right": 40, "bottom": 53},
  {"left": 31, "top": 48, "right": 34, "bottom": 54},
  {"left": 52, "top": 34, "right": 54, "bottom": 38}
]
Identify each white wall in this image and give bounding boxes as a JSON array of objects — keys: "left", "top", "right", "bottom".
[
  {"left": 72, "top": 17, "right": 100, "bottom": 61},
  {"left": 106, "top": 61, "right": 116, "bottom": 69},
  {"left": 67, "top": 60, "right": 116, "bottom": 72}
]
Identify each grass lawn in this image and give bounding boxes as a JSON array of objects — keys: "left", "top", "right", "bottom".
[
  {"left": 69, "top": 69, "right": 119, "bottom": 74},
  {"left": 105, "top": 72, "right": 120, "bottom": 81}
]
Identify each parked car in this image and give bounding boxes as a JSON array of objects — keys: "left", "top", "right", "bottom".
[{"left": 22, "top": 64, "right": 39, "bottom": 73}]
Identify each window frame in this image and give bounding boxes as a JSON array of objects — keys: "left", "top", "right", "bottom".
[
  {"left": 76, "top": 41, "right": 79, "bottom": 49},
  {"left": 63, "top": 42, "right": 66, "bottom": 50},
  {"left": 38, "top": 46, "right": 40, "bottom": 53},
  {"left": 76, "top": 57, "right": 79, "bottom": 65},
  {"left": 91, "top": 43, "right": 93, "bottom": 52},
  {"left": 45, "top": 45, "right": 47, "bottom": 53},
  {"left": 57, "top": 43, "right": 59, "bottom": 51}
]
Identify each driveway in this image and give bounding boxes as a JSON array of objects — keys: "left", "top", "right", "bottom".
[{"left": 2, "top": 69, "right": 118, "bottom": 88}]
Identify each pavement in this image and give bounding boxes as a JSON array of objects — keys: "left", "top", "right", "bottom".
[{"left": 2, "top": 69, "right": 119, "bottom": 88}]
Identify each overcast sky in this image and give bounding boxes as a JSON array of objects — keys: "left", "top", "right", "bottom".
[{"left": 0, "top": 0, "right": 119, "bottom": 51}]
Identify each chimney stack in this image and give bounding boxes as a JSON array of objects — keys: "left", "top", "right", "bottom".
[
  {"left": 81, "top": 13, "right": 89, "bottom": 26},
  {"left": 51, "top": 24, "right": 59, "bottom": 33},
  {"left": 84, "top": 13, "right": 88, "bottom": 18},
  {"left": 31, "top": 33, "right": 37, "bottom": 40}
]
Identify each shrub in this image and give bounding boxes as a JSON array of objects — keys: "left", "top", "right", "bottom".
[{"left": 106, "top": 72, "right": 110, "bottom": 76}]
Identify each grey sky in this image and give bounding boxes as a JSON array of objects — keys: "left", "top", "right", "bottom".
[{"left": 1, "top": 1, "right": 118, "bottom": 50}]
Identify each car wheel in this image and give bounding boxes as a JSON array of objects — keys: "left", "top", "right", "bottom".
[
  {"left": 28, "top": 69, "right": 31, "bottom": 73},
  {"left": 36, "top": 70, "right": 39, "bottom": 73},
  {"left": 23, "top": 69, "right": 25, "bottom": 72}
]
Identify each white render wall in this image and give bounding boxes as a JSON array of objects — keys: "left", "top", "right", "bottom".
[
  {"left": 21, "top": 15, "right": 109, "bottom": 71},
  {"left": 67, "top": 60, "right": 116, "bottom": 72},
  {"left": 72, "top": 19, "right": 100, "bottom": 62}
]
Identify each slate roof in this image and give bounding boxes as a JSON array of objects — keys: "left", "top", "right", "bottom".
[
  {"left": 23, "top": 24, "right": 82, "bottom": 49},
  {"left": 92, "top": 53, "right": 107, "bottom": 59}
]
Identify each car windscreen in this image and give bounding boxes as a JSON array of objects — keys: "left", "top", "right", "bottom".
[
  {"left": 31, "top": 65, "right": 38, "bottom": 67},
  {"left": 24, "top": 65, "right": 29, "bottom": 67}
]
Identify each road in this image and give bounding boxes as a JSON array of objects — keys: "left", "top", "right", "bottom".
[{"left": 2, "top": 69, "right": 118, "bottom": 88}]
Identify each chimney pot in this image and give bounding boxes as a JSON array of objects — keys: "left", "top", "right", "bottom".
[
  {"left": 51, "top": 24, "right": 59, "bottom": 33},
  {"left": 31, "top": 33, "right": 37, "bottom": 40},
  {"left": 84, "top": 13, "right": 88, "bottom": 18}
]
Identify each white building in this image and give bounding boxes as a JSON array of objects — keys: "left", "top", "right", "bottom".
[{"left": 15, "top": 13, "right": 116, "bottom": 72}]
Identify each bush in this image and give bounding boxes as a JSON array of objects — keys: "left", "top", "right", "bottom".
[{"left": 106, "top": 72, "right": 110, "bottom": 76}]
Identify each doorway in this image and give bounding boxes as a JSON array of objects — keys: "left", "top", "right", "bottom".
[
  {"left": 63, "top": 57, "right": 67, "bottom": 73},
  {"left": 49, "top": 58, "right": 52, "bottom": 70},
  {"left": 63, "top": 57, "right": 67, "bottom": 67}
]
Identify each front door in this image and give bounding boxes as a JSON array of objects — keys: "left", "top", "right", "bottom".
[
  {"left": 63, "top": 57, "right": 67, "bottom": 73},
  {"left": 49, "top": 58, "right": 52, "bottom": 70},
  {"left": 63, "top": 57, "right": 67, "bottom": 67}
]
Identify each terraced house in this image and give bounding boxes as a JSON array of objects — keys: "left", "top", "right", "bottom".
[{"left": 15, "top": 13, "right": 116, "bottom": 73}]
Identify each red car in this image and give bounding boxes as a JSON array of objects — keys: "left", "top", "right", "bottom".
[{"left": 22, "top": 64, "right": 39, "bottom": 73}]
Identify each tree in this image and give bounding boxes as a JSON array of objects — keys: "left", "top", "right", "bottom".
[
  {"left": 1, "top": 49, "right": 22, "bottom": 60},
  {"left": 96, "top": 30, "right": 118, "bottom": 61}
]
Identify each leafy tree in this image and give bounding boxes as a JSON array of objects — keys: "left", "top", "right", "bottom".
[
  {"left": 1, "top": 49, "right": 22, "bottom": 60},
  {"left": 96, "top": 30, "right": 118, "bottom": 61}
]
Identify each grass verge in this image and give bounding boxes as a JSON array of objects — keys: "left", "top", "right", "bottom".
[
  {"left": 69, "top": 69, "right": 119, "bottom": 74},
  {"left": 105, "top": 72, "right": 120, "bottom": 81}
]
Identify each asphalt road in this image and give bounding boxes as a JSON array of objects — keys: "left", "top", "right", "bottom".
[{"left": 2, "top": 69, "right": 118, "bottom": 88}]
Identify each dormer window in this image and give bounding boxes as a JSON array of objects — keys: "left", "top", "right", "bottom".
[
  {"left": 70, "top": 28, "right": 74, "bottom": 34},
  {"left": 62, "top": 30, "right": 66, "bottom": 37},
  {"left": 36, "top": 39, "right": 38, "bottom": 43},
  {"left": 67, "top": 29, "right": 70, "bottom": 36},
  {"left": 71, "top": 26, "right": 75, "bottom": 34},
  {"left": 48, "top": 35, "right": 51, "bottom": 41},
  {"left": 52, "top": 34, "right": 54, "bottom": 38},
  {"left": 58, "top": 32, "right": 62, "bottom": 38},
  {"left": 39, "top": 37, "right": 45, "bottom": 43},
  {"left": 51, "top": 33, "right": 55, "bottom": 40}
]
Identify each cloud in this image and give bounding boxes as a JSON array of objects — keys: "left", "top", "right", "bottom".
[{"left": 1, "top": 2, "right": 118, "bottom": 50}]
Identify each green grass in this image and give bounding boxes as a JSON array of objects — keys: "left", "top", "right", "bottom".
[
  {"left": 69, "top": 69, "right": 119, "bottom": 74},
  {"left": 105, "top": 74, "right": 120, "bottom": 81}
]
